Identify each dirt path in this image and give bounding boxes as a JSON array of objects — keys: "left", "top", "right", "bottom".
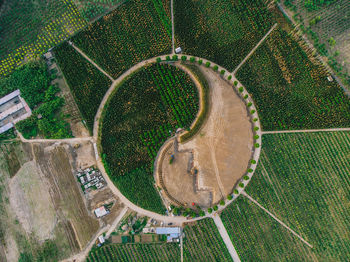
[
  {"left": 17, "top": 132, "right": 93, "bottom": 144},
  {"left": 69, "top": 42, "right": 114, "bottom": 81},
  {"left": 241, "top": 191, "right": 313, "bottom": 248},
  {"left": 233, "top": 23, "right": 278, "bottom": 74},
  {"left": 262, "top": 127, "right": 350, "bottom": 135},
  {"left": 105, "top": 206, "right": 128, "bottom": 238},
  {"left": 212, "top": 214, "right": 241, "bottom": 262}
]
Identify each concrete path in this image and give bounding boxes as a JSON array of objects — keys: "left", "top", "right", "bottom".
[
  {"left": 241, "top": 192, "right": 313, "bottom": 248},
  {"left": 262, "top": 127, "right": 350, "bottom": 135},
  {"left": 212, "top": 214, "right": 241, "bottom": 262},
  {"left": 69, "top": 42, "right": 115, "bottom": 81},
  {"left": 233, "top": 23, "right": 277, "bottom": 75},
  {"left": 105, "top": 206, "right": 129, "bottom": 238}
]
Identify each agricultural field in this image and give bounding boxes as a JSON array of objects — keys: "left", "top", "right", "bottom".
[
  {"left": 87, "top": 243, "right": 180, "bottom": 262},
  {"left": 236, "top": 27, "right": 350, "bottom": 130},
  {"left": 72, "top": 0, "right": 123, "bottom": 21},
  {"left": 282, "top": 0, "right": 350, "bottom": 87},
  {"left": 100, "top": 63, "right": 199, "bottom": 213},
  {"left": 0, "top": 0, "right": 87, "bottom": 77},
  {"left": 221, "top": 132, "right": 350, "bottom": 261},
  {"left": 183, "top": 218, "right": 233, "bottom": 262},
  {"left": 174, "top": 0, "right": 274, "bottom": 71},
  {"left": 71, "top": 0, "right": 171, "bottom": 79},
  {"left": 54, "top": 42, "right": 112, "bottom": 133}
]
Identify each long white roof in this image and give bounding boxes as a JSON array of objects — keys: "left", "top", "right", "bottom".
[{"left": 0, "top": 89, "right": 20, "bottom": 106}]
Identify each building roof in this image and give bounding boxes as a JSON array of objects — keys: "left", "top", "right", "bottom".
[
  {"left": 94, "top": 206, "right": 108, "bottom": 218},
  {"left": 155, "top": 227, "right": 181, "bottom": 235},
  {"left": 0, "top": 90, "right": 20, "bottom": 106},
  {"left": 0, "top": 123, "right": 14, "bottom": 134},
  {"left": 98, "top": 235, "right": 105, "bottom": 244}
]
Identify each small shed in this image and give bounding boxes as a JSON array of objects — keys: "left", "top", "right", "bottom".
[
  {"left": 175, "top": 47, "right": 182, "bottom": 54},
  {"left": 94, "top": 206, "right": 109, "bottom": 218}
]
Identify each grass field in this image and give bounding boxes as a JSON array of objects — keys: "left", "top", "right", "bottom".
[
  {"left": 54, "top": 42, "right": 112, "bottom": 133},
  {"left": 221, "top": 132, "right": 350, "bottom": 261},
  {"left": 71, "top": 0, "right": 171, "bottom": 79},
  {"left": 236, "top": 27, "right": 350, "bottom": 130},
  {"left": 87, "top": 243, "right": 180, "bottom": 262},
  {"left": 72, "top": 0, "right": 123, "bottom": 21},
  {"left": 0, "top": 0, "right": 87, "bottom": 77},
  {"left": 174, "top": 0, "right": 274, "bottom": 71},
  {"left": 183, "top": 218, "right": 233, "bottom": 262},
  {"left": 100, "top": 63, "right": 199, "bottom": 213}
]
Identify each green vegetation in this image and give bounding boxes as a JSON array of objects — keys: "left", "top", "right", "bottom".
[
  {"left": 222, "top": 132, "right": 350, "bottom": 260},
  {"left": 0, "top": 0, "right": 87, "bottom": 77},
  {"left": 100, "top": 63, "right": 199, "bottom": 213},
  {"left": 183, "top": 219, "right": 232, "bottom": 261},
  {"left": 0, "top": 61, "right": 71, "bottom": 138},
  {"left": 221, "top": 196, "right": 315, "bottom": 261},
  {"left": 0, "top": 129, "right": 16, "bottom": 141},
  {"left": 19, "top": 240, "right": 60, "bottom": 262},
  {"left": 237, "top": 28, "right": 350, "bottom": 130},
  {"left": 180, "top": 64, "right": 210, "bottom": 142},
  {"left": 72, "top": 0, "right": 122, "bottom": 21},
  {"left": 174, "top": 0, "right": 274, "bottom": 71},
  {"left": 72, "top": 0, "right": 171, "bottom": 79},
  {"left": 87, "top": 243, "right": 180, "bottom": 262},
  {"left": 54, "top": 42, "right": 112, "bottom": 132}
]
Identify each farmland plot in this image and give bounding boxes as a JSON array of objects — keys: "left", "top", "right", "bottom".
[
  {"left": 174, "top": 0, "right": 274, "bottom": 71},
  {"left": 221, "top": 196, "right": 315, "bottom": 261},
  {"left": 183, "top": 218, "right": 233, "bottom": 262},
  {"left": 236, "top": 27, "right": 350, "bottom": 130},
  {"left": 242, "top": 132, "right": 350, "bottom": 260},
  {"left": 87, "top": 243, "right": 180, "bottom": 262},
  {"left": 54, "top": 42, "right": 112, "bottom": 133},
  {"left": 0, "top": 0, "right": 87, "bottom": 77},
  {"left": 72, "top": 0, "right": 123, "bottom": 21},
  {"left": 100, "top": 63, "right": 199, "bottom": 213},
  {"left": 71, "top": 0, "right": 171, "bottom": 79}
]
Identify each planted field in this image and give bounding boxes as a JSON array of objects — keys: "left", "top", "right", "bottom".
[
  {"left": 183, "top": 218, "right": 233, "bottom": 262},
  {"left": 237, "top": 27, "right": 350, "bottom": 130},
  {"left": 100, "top": 63, "right": 199, "bottom": 213},
  {"left": 0, "top": 0, "right": 87, "bottom": 77},
  {"left": 174, "top": 0, "right": 274, "bottom": 71},
  {"left": 227, "top": 132, "right": 350, "bottom": 261},
  {"left": 87, "top": 243, "right": 180, "bottom": 262},
  {"left": 71, "top": 0, "right": 171, "bottom": 79},
  {"left": 54, "top": 42, "right": 112, "bottom": 132},
  {"left": 72, "top": 0, "right": 122, "bottom": 21}
]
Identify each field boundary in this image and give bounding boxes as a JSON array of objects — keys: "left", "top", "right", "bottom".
[
  {"left": 241, "top": 192, "right": 313, "bottom": 248},
  {"left": 262, "top": 127, "right": 350, "bottom": 134}
]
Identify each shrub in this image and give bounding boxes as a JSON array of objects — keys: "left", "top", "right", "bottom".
[
  {"left": 166, "top": 55, "right": 171, "bottom": 61},
  {"left": 254, "top": 126, "right": 259, "bottom": 131},
  {"left": 220, "top": 200, "right": 225, "bottom": 206},
  {"left": 190, "top": 57, "right": 195, "bottom": 63},
  {"left": 243, "top": 175, "right": 250, "bottom": 180},
  {"left": 248, "top": 168, "right": 253, "bottom": 172},
  {"left": 253, "top": 118, "right": 258, "bottom": 122},
  {"left": 213, "top": 205, "right": 218, "bottom": 211},
  {"left": 172, "top": 55, "right": 178, "bottom": 61},
  {"left": 247, "top": 102, "right": 252, "bottom": 107},
  {"left": 254, "top": 143, "right": 260, "bottom": 148},
  {"left": 251, "top": 159, "right": 256, "bottom": 164},
  {"left": 250, "top": 109, "right": 256, "bottom": 114},
  {"left": 228, "top": 75, "right": 232, "bottom": 80},
  {"left": 254, "top": 134, "right": 259, "bottom": 140},
  {"left": 213, "top": 65, "right": 218, "bottom": 71},
  {"left": 199, "top": 210, "right": 205, "bottom": 217},
  {"left": 238, "top": 87, "right": 244, "bottom": 93},
  {"left": 234, "top": 81, "right": 238, "bottom": 86},
  {"left": 208, "top": 208, "right": 213, "bottom": 214},
  {"left": 239, "top": 182, "right": 244, "bottom": 188},
  {"left": 181, "top": 55, "right": 187, "bottom": 61},
  {"left": 156, "top": 57, "right": 161, "bottom": 63},
  {"left": 198, "top": 59, "right": 203, "bottom": 65},
  {"left": 233, "top": 189, "right": 239, "bottom": 194},
  {"left": 227, "top": 194, "right": 233, "bottom": 200},
  {"left": 244, "top": 94, "right": 248, "bottom": 99},
  {"left": 220, "top": 69, "right": 225, "bottom": 75},
  {"left": 205, "top": 62, "right": 211, "bottom": 67}
]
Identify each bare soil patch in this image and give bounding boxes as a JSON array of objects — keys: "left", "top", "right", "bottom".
[{"left": 160, "top": 66, "right": 253, "bottom": 206}]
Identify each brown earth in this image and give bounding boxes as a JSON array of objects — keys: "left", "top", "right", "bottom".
[{"left": 160, "top": 66, "right": 254, "bottom": 207}]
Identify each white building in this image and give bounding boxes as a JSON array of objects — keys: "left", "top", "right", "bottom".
[
  {"left": 94, "top": 206, "right": 109, "bottom": 218},
  {"left": 0, "top": 90, "right": 32, "bottom": 134}
]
